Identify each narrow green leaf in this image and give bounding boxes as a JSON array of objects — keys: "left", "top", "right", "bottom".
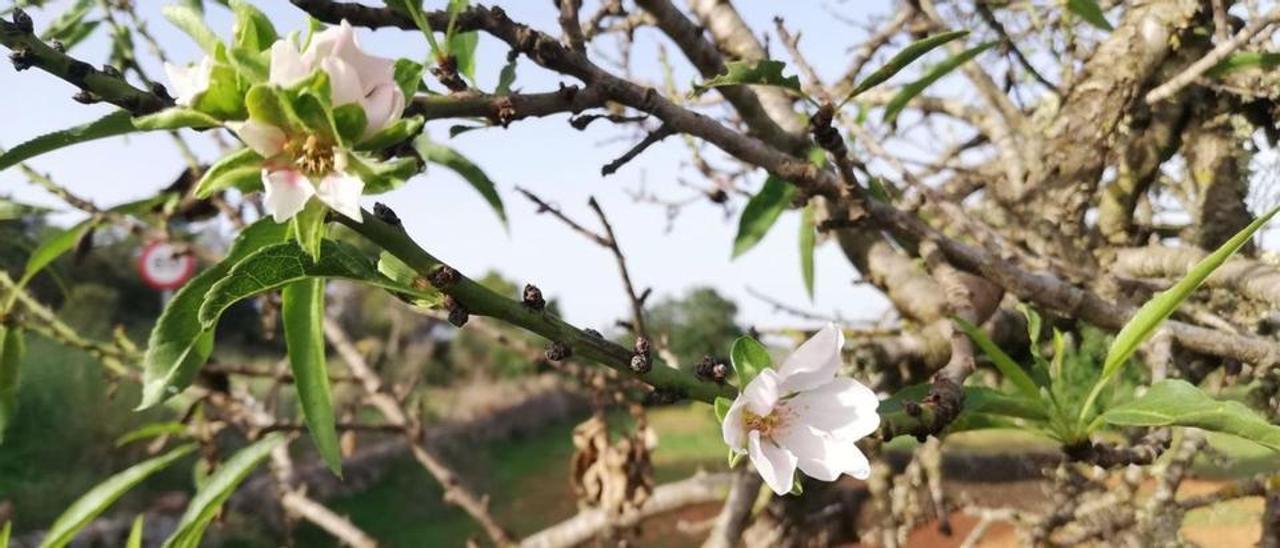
[
  {"left": 229, "top": 0, "right": 277, "bottom": 52},
  {"left": 799, "top": 204, "right": 816, "bottom": 299},
  {"left": 883, "top": 42, "right": 997, "bottom": 124},
  {"left": 377, "top": 251, "right": 444, "bottom": 308},
  {"left": 692, "top": 59, "right": 803, "bottom": 97},
  {"left": 162, "top": 5, "right": 221, "bottom": 53},
  {"left": 0, "top": 198, "right": 51, "bottom": 221},
  {"left": 732, "top": 175, "right": 796, "bottom": 258},
  {"left": 140, "top": 218, "right": 288, "bottom": 408},
  {"left": 953, "top": 317, "right": 1042, "bottom": 402},
  {"left": 133, "top": 108, "right": 222, "bottom": 131},
  {"left": 729, "top": 336, "right": 771, "bottom": 389},
  {"left": 0, "top": 111, "right": 138, "bottom": 173},
  {"left": 1103, "top": 380, "right": 1280, "bottom": 451},
  {"left": 414, "top": 138, "right": 507, "bottom": 225},
  {"left": 1067, "top": 0, "right": 1113, "bottom": 31},
  {"left": 1206, "top": 52, "right": 1280, "bottom": 78},
  {"left": 20, "top": 219, "right": 95, "bottom": 287},
  {"left": 290, "top": 200, "right": 328, "bottom": 261},
  {"left": 713, "top": 396, "right": 733, "bottom": 423},
  {"left": 41, "top": 444, "right": 196, "bottom": 548},
  {"left": 56, "top": 20, "right": 101, "bottom": 52},
  {"left": 198, "top": 239, "right": 424, "bottom": 328},
  {"left": 125, "top": 516, "right": 144, "bottom": 548},
  {"left": 349, "top": 154, "right": 419, "bottom": 195},
  {"left": 41, "top": 0, "right": 94, "bottom": 42},
  {"left": 282, "top": 279, "right": 342, "bottom": 474},
  {"left": 195, "top": 148, "right": 264, "bottom": 198},
  {"left": 164, "top": 435, "right": 286, "bottom": 548},
  {"left": 844, "top": 30, "right": 969, "bottom": 101},
  {"left": 115, "top": 421, "right": 189, "bottom": 448},
  {"left": 496, "top": 54, "right": 518, "bottom": 95},
  {"left": 0, "top": 326, "right": 24, "bottom": 444},
  {"left": 1, "top": 520, "right": 10, "bottom": 548}
]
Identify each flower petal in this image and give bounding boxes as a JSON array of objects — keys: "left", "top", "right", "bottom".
[
  {"left": 325, "top": 20, "right": 396, "bottom": 95},
  {"left": 778, "top": 323, "right": 845, "bottom": 393},
  {"left": 269, "top": 39, "right": 310, "bottom": 87},
  {"left": 322, "top": 57, "right": 364, "bottom": 107},
  {"left": 788, "top": 377, "right": 881, "bottom": 440},
  {"left": 749, "top": 430, "right": 797, "bottom": 496},
  {"left": 163, "top": 58, "right": 211, "bottom": 106},
  {"left": 316, "top": 170, "right": 364, "bottom": 221},
  {"left": 360, "top": 83, "right": 405, "bottom": 136},
  {"left": 779, "top": 425, "right": 871, "bottom": 481},
  {"left": 742, "top": 368, "right": 781, "bottom": 416},
  {"left": 227, "top": 120, "right": 287, "bottom": 158},
  {"left": 263, "top": 169, "right": 314, "bottom": 222},
  {"left": 721, "top": 398, "right": 749, "bottom": 452}
]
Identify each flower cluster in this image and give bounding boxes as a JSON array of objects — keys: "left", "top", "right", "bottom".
[{"left": 721, "top": 324, "right": 880, "bottom": 495}]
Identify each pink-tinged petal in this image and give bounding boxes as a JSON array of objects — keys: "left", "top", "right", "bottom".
[
  {"left": 360, "top": 83, "right": 405, "bottom": 136},
  {"left": 263, "top": 169, "right": 314, "bottom": 222},
  {"left": 227, "top": 120, "right": 287, "bottom": 158},
  {"left": 742, "top": 368, "right": 781, "bottom": 416},
  {"left": 164, "top": 58, "right": 211, "bottom": 106},
  {"left": 316, "top": 171, "right": 364, "bottom": 221},
  {"left": 779, "top": 425, "right": 870, "bottom": 481},
  {"left": 721, "top": 398, "right": 749, "bottom": 452},
  {"left": 788, "top": 377, "right": 880, "bottom": 440},
  {"left": 321, "top": 57, "right": 364, "bottom": 107},
  {"left": 749, "top": 430, "right": 798, "bottom": 496},
  {"left": 328, "top": 20, "right": 396, "bottom": 95},
  {"left": 269, "top": 40, "right": 310, "bottom": 87},
  {"left": 778, "top": 323, "right": 845, "bottom": 393},
  {"left": 301, "top": 20, "right": 351, "bottom": 68}
]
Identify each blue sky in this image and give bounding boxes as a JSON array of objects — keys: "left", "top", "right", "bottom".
[{"left": 0, "top": 1, "right": 903, "bottom": 331}]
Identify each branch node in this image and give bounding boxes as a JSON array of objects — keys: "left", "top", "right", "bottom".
[
  {"left": 545, "top": 341, "right": 573, "bottom": 361},
  {"left": 373, "top": 202, "right": 401, "bottom": 226},
  {"left": 695, "top": 356, "right": 729, "bottom": 384},
  {"left": 11, "top": 8, "right": 33, "bottom": 34},
  {"left": 630, "top": 336, "right": 652, "bottom": 373},
  {"left": 521, "top": 283, "right": 546, "bottom": 311},
  {"left": 8, "top": 49, "right": 33, "bottom": 71},
  {"left": 444, "top": 296, "right": 469, "bottom": 327},
  {"left": 428, "top": 265, "right": 460, "bottom": 289}
]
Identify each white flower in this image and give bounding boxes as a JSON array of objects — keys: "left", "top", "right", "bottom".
[
  {"left": 229, "top": 119, "right": 364, "bottom": 223},
  {"left": 722, "top": 324, "right": 880, "bottom": 495},
  {"left": 163, "top": 56, "right": 214, "bottom": 107},
  {"left": 268, "top": 20, "right": 405, "bottom": 137}
]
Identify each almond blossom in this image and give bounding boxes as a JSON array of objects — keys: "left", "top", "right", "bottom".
[
  {"left": 162, "top": 56, "right": 214, "bottom": 107},
  {"left": 722, "top": 324, "right": 880, "bottom": 495},
  {"left": 229, "top": 119, "right": 364, "bottom": 223},
  {"left": 268, "top": 20, "right": 405, "bottom": 138}
]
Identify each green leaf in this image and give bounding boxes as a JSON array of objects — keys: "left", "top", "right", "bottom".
[
  {"left": 282, "top": 279, "right": 342, "bottom": 475},
  {"left": 333, "top": 103, "right": 369, "bottom": 144},
  {"left": 41, "top": 444, "right": 196, "bottom": 548},
  {"left": 799, "top": 203, "right": 816, "bottom": 299},
  {"left": 125, "top": 516, "right": 144, "bottom": 548},
  {"left": 41, "top": 0, "right": 94, "bottom": 42},
  {"left": 191, "top": 52, "right": 247, "bottom": 119},
  {"left": 198, "top": 239, "right": 426, "bottom": 328},
  {"left": 244, "top": 84, "right": 293, "bottom": 131},
  {"left": 377, "top": 251, "right": 444, "bottom": 308},
  {"left": 52, "top": 20, "right": 101, "bottom": 52},
  {"left": 1067, "top": 0, "right": 1113, "bottom": 32},
  {"left": 0, "top": 111, "right": 138, "bottom": 173},
  {"left": 291, "top": 200, "right": 328, "bottom": 261},
  {"left": 728, "top": 449, "right": 745, "bottom": 469},
  {"left": 713, "top": 396, "right": 733, "bottom": 423},
  {"left": 139, "top": 218, "right": 289, "bottom": 408},
  {"left": 0, "top": 198, "right": 51, "bottom": 221},
  {"left": 732, "top": 175, "right": 796, "bottom": 258},
  {"left": 1206, "top": 52, "right": 1280, "bottom": 78},
  {"left": 226, "top": 46, "right": 269, "bottom": 83},
  {"left": 115, "top": 421, "right": 189, "bottom": 448},
  {"left": 729, "top": 336, "right": 771, "bottom": 388},
  {"left": 496, "top": 54, "right": 518, "bottom": 95},
  {"left": 291, "top": 90, "right": 341, "bottom": 144},
  {"left": 229, "top": 0, "right": 277, "bottom": 52},
  {"left": 349, "top": 154, "right": 419, "bottom": 195},
  {"left": 394, "top": 59, "right": 425, "bottom": 99},
  {"left": 953, "top": 317, "right": 1042, "bottom": 402},
  {"left": 1, "top": 520, "right": 10, "bottom": 548},
  {"left": 164, "top": 435, "right": 286, "bottom": 548},
  {"left": 194, "top": 148, "right": 264, "bottom": 198},
  {"left": 844, "top": 30, "right": 969, "bottom": 101},
  {"left": 19, "top": 218, "right": 94, "bottom": 287},
  {"left": 132, "top": 108, "right": 222, "bottom": 131},
  {"left": 883, "top": 42, "right": 997, "bottom": 124},
  {"left": 414, "top": 138, "right": 507, "bottom": 225},
  {"left": 692, "top": 59, "right": 803, "bottom": 97},
  {"left": 1103, "top": 380, "right": 1280, "bottom": 452},
  {"left": 162, "top": 5, "right": 221, "bottom": 54},
  {"left": 357, "top": 116, "right": 424, "bottom": 152},
  {"left": 0, "top": 326, "right": 24, "bottom": 444}
]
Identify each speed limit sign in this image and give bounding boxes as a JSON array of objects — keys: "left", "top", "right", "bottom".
[{"left": 137, "top": 241, "right": 196, "bottom": 291}]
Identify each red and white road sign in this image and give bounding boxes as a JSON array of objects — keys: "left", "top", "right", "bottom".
[{"left": 137, "top": 241, "right": 196, "bottom": 291}]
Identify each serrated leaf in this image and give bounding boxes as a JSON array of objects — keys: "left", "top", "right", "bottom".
[
  {"left": 0, "top": 111, "right": 138, "bottom": 173},
  {"left": 692, "top": 59, "right": 803, "bottom": 97},
  {"left": 133, "top": 108, "right": 222, "bottom": 131},
  {"left": 713, "top": 396, "right": 733, "bottom": 423},
  {"left": 19, "top": 219, "right": 95, "bottom": 287},
  {"left": 140, "top": 218, "right": 289, "bottom": 408},
  {"left": 844, "top": 30, "right": 969, "bottom": 101},
  {"left": 198, "top": 239, "right": 425, "bottom": 328},
  {"left": 162, "top": 5, "right": 221, "bottom": 53},
  {"left": 1067, "top": 0, "right": 1113, "bottom": 32},
  {"left": 799, "top": 204, "right": 816, "bottom": 299},
  {"left": 163, "top": 435, "right": 285, "bottom": 548},
  {"left": 414, "top": 138, "right": 507, "bottom": 225},
  {"left": 729, "top": 336, "right": 771, "bottom": 389},
  {"left": 953, "top": 317, "right": 1043, "bottom": 402},
  {"left": 41, "top": 444, "right": 196, "bottom": 548},
  {"left": 282, "top": 279, "right": 342, "bottom": 475},
  {"left": 195, "top": 148, "right": 264, "bottom": 198},
  {"left": 883, "top": 42, "right": 996, "bottom": 124},
  {"left": 1103, "top": 380, "right": 1280, "bottom": 451},
  {"left": 348, "top": 154, "right": 419, "bottom": 195},
  {"left": 0, "top": 326, "right": 24, "bottom": 444},
  {"left": 732, "top": 175, "right": 795, "bottom": 258}
]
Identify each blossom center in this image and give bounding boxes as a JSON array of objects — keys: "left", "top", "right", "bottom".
[
  {"left": 742, "top": 406, "right": 790, "bottom": 438},
  {"left": 285, "top": 134, "right": 337, "bottom": 178}
]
